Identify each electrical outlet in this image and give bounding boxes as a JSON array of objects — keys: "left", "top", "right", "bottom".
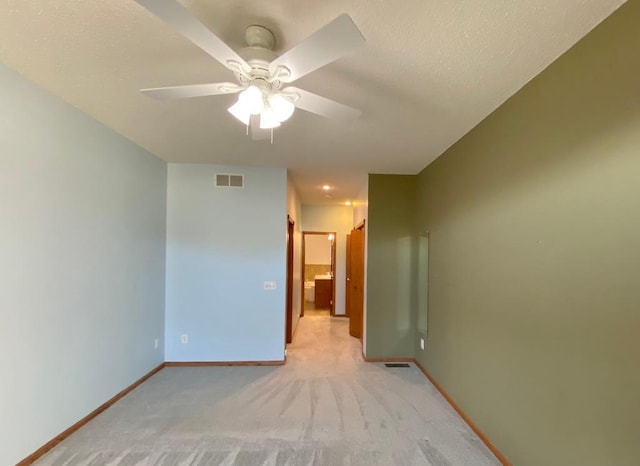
[
  {"left": 181, "top": 334, "right": 188, "bottom": 344},
  {"left": 263, "top": 281, "right": 276, "bottom": 290},
  {"left": 420, "top": 338, "right": 425, "bottom": 350},
  {"left": 154, "top": 338, "right": 159, "bottom": 349}
]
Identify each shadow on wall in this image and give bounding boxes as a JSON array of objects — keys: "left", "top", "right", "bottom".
[{"left": 395, "top": 236, "right": 414, "bottom": 332}]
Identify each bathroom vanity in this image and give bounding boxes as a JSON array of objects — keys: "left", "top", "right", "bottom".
[{"left": 314, "top": 277, "right": 333, "bottom": 309}]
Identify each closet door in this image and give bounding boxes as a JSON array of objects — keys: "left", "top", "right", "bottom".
[{"left": 348, "top": 226, "right": 365, "bottom": 340}]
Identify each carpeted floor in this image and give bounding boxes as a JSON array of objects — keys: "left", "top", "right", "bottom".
[
  {"left": 35, "top": 316, "right": 501, "bottom": 465},
  {"left": 302, "top": 309, "right": 330, "bottom": 317}
]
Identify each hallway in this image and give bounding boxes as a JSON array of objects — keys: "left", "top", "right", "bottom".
[{"left": 36, "top": 317, "right": 500, "bottom": 465}]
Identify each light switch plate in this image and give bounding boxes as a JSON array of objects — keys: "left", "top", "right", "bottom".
[{"left": 263, "top": 281, "right": 276, "bottom": 290}]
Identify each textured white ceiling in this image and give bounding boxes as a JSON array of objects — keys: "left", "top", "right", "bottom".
[{"left": 0, "top": 0, "right": 625, "bottom": 204}]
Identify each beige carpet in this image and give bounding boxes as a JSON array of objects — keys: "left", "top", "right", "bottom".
[
  {"left": 35, "top": 316, "right": 501, "bottom": 465},
  {"left": 302, "top": 309, "right": 330, "bottom": 317}
]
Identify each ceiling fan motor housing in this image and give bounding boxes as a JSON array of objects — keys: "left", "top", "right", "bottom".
[
  {"left": 236, "top": 25, "right": 284, "bottom": 88},
  {"left": 245, "top": 24, "right": 275, "bottom": 50}
]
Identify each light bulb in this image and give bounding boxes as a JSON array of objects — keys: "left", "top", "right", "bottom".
[
  {"left": 268, "top": 94, "right": 295, "bottom": 122},
  {"left": 260, "top": 107, "right": 281, "bottom": 129},
  {"left": 227, "top": 100, "right": 250, "bottom": 125},
  {"left": 239, "top": 86, "right": 264, "bottom": 115}
]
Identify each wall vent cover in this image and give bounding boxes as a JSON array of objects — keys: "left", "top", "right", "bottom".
[{"left": 215, "top": 174, "right": 244, "bottom": 188}]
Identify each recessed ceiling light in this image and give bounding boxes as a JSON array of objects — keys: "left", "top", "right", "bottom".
[
  {"left": 322, "top": 185, "right": 331, "bottom": 191},
  {"left": 345, "top": 201, "right": 352, "bottom": 206}
]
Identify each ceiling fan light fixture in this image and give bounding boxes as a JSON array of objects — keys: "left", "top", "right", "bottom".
[
  {"left": 227, "top": 100, "right": 251, "bottom": 125},
  {"left": 269, "top": 94, "right": 295, "bottom": 122},
  {"left": 259, "top": 108, "right": 281, "bottom": 129},
  {"left": 135, "top": 1, "right": 365, "bottom": 142},
  {"left": 238, "top": 85, "right": 264, "bottom": 115}
]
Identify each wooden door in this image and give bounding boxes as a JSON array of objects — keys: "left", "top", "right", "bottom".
[
  {"left": 345, "top": 234, "right": 351, "bottom": 317},
  {"left": 349, "top": 226, "right": 365, "bottom": 339}
]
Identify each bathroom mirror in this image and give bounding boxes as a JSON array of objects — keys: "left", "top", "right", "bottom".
[{"left": 417, "top": 231, "right": 429, "bottom": 337}]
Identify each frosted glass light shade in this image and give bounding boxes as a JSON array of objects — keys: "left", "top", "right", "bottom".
[
  {"left": 269, "top": 94, "right": 295, "bottom": 122},
  {"left": 239, "top": 86, "right": 264, "bottom": 115},
  {"left": 227, "top": 100, "right": 250, "bottom": 125},
  {"left": 260, "top": 108, "right": 281, "bottom": 129},
  {"left": 229, "top": 87, "right": 295, "bottom": 129}
]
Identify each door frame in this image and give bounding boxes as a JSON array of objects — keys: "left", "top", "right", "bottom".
[
  {"left": 301, "top": 231, "right": 337, "bottom": 317},
  {"left": 285, "top": 216, "right": 295, "bottom": 344}
]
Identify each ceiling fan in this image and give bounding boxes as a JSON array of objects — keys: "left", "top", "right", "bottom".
[{"left": 134, "top": 0, "right": 366, "bottom": 140}]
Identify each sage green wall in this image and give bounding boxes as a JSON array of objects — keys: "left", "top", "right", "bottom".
[
  {"left": 366, "top": 174, "right": 417, "bottom": 358},
  {"left": 415, "top": 2, "right": 640, "bottom": 465}
]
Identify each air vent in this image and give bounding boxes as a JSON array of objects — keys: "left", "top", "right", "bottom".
[
  {"left": 215, "top": 174, "right": 244, "bottom": 188},
  {"left": 384, "top": 363, "right": 411, "bottom": 368}
]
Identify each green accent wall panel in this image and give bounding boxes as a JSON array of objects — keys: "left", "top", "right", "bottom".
[
  {"left": 366, "top": 174, "right": 417, "bottom": 358},
  {"left": 414, "top": 2, "right": 640, "bottom": 465}
]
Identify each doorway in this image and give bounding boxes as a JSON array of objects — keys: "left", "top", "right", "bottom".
[{"left": 301, "top": 231, "right": 336, "bottom": 317}]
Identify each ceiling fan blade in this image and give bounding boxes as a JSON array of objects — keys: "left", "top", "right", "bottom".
[
  {"left": 268, "top": 14, "right": 365, "bottom": 83},
  {"left": 282, "top": 87, "right": 361, "bottom": 122},
  {"left": 141, "top": 82, "right": 243, "bottom": 100},
  {"left": 249, "top": 115, "right": 272, "bottom": 141},
  {"left": 134, "top": 0, "right": 251, "bottom": 75}
]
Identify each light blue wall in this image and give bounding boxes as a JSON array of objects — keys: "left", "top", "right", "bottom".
[
  {"left": 0, "top": 64, "right": 167, "bottom": 465},
  {"left": 165, "top": 164, "right": 287, "bottom": 361}
]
